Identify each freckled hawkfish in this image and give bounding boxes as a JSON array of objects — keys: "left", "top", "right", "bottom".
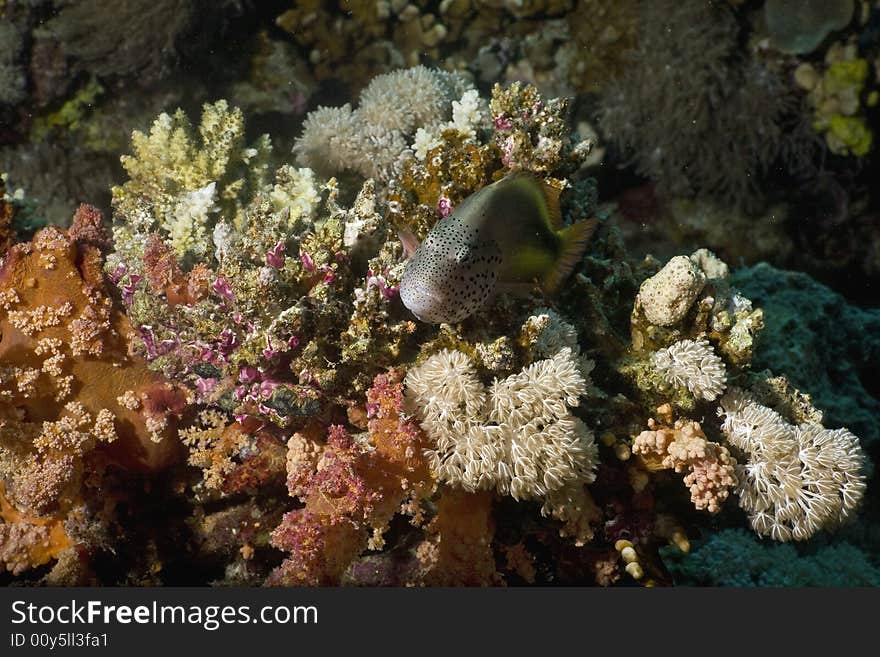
[{"left": 399, "top": 173, "right": 598, "bottom": 324}]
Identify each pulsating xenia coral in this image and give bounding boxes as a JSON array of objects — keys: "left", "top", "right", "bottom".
[
  {"left": 294, "top": 65, "right": 481, "bottom": 181},
  {"left": 633, "top": 405, "right": 737, "bottom": 513},
  {"left": 652, "top": 339, "right": 727, "bottom": 402},
  {"left": 718, "top": 388, "right": 866, "bottom": 542},
  {"left": 405, "top": 345, "right": 599, "bottom": 542}
]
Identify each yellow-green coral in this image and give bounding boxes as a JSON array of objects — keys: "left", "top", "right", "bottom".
[
  {"left": 30, "top": 79, "right": 105, "bottom": 142},
  {"left": 796, "top": 41, "right": 876, "bottom": 157},
  {"left": 116, "top": 102, "right": 242, "bottom": 221}
]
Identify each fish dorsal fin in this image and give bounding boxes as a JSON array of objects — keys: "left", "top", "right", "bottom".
[
  {"left": 542, "top": 217, "right": 599, "bottom": 294},
  {"left": 397, "top": 227, "right": 420, "bottom": 258},
  {"left": 537, "top": 179, "right": 564, "bottom": 231},
  {"left": 503, "top": 171, "right": 565, "bottom": 230}
]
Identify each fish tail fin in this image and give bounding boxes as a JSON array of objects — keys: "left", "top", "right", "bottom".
[{"left": 542, "top": 217, "right": 599, "bottom": 293}]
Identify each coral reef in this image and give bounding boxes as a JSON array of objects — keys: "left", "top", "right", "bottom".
[{"left": 0, "top": 51, "right": 875, "bottom": 588}]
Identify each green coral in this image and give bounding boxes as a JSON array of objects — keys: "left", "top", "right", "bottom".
[
  {"left": 31, "top": 79, "right": 105, "bottom": 141},
  {"left": 662, "top": 529, "right": 880, "bottom": 586},
  {"left": 796, "top": 42, "right": 876, "bottom": 157}
]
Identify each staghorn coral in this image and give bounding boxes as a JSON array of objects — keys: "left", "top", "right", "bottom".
[{"left": 719, "top": 388, "right": 866, "bottom": 542}]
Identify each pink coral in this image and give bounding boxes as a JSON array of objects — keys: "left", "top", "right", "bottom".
[
  {"left": 633, "top": 405, "right": 737, "bottom": 513},
  {"left": 268, "top": 371, "right": 433, "bottom": 585}
]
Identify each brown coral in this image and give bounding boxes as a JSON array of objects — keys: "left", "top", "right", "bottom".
[{"left": 0, "top": 219, "right": 186, "bottom": 472}]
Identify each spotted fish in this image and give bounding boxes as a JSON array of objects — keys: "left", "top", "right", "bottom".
[{"left": 399, "top": 173, "right": 598, "bottom": 324}]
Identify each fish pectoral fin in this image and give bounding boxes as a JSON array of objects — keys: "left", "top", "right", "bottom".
[
  {"left": 543, "top": 217, "right": 599, "bottom": 293},
  {"left": 397, "top": 227, "right": 421, "bottom": 258}
]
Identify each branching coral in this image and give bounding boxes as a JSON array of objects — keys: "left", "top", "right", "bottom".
[
  {"left": 633, "top": 404, "right": 737, "bottom": 513},
  {"left": 719, "top": 388, "right": 866, "bottom": 541}
]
